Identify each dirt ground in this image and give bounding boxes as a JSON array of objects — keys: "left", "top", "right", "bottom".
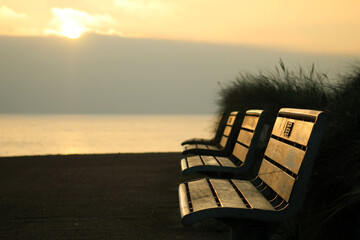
[{"left": 0, "top": 153, "right": 229, "bottom": 240}]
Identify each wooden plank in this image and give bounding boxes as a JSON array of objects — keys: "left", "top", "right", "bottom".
[
  {"left": 279, "top": 108, "right": 321, "bottom": 120},
  {"left": 207, "top": 145, "right": 220, "bottom": 150},
  {"left": 223, "top": 126, "right": 232, "bottom": 137},
  {"left": 219, "top": 136, "right": 228, "bottom": 148},
  {"left": 237, "top": 130, "right": 254, "bottom": 147},
  {"left": 232, "top": 143, "right": 249, "bottom": 164},
  {"left": 179, "top": 183, "right": 191, "bottom": 217},
  {"left": 258, "top": 159, "right": 296, "bottom": 202},
  {"left": 227, "top": 115, "right": 236, "bottom": 125},
  {"left": 246, "top": 110, "right": 263, "bottom": 116},
  {"left": 210, "top": 179, "right": 246, "bottom": 208},
  {"left": 216, "top": 157, "right": 236, "bottom": 167},
  {"left": 241, "top": 115, "right": 260, "bottom": 131},
  {"left": 180, "top": 158, "right": 188, "bottom": 172},
  {"left": 195, "top": 144, "right": 209, "bottom": 150},
  {"left": 187, "top": 155, "right": 204, "bottom": 168},
  {"left": 188, "top": 179, "right": 218, "bottom": 212},
  {"left": 183, "top": 144, "right": 196, "bottom": 151},
  {"left": 232, "top": 180, "right": 275, "bottom": 210},
  {"left": 265, "top": 138, "right": 305, "bottom": 174},
  {"left": 201, "top": 156, "right": 220, "bottom": 166},
  {"left": 272, "top": 117, "right": 314, "bottom": 146}
]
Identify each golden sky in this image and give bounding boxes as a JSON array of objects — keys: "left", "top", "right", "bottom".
[{"left": 0, "top": 0, "right": 359, "bottom": 54}]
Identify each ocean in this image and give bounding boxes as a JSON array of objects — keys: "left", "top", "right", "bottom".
[{"left": 0, "top": 114, "right": 215, "bottom": 157}]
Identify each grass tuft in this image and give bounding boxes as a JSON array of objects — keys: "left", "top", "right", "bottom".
[{"left": 217, "top": 61, "right": 360, "bottom": 239}]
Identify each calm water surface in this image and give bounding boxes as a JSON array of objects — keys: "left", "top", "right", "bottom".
[{"left": 0, "top": 114, "right": 215, "bottom": 157}]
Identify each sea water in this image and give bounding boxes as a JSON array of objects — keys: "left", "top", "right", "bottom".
[{"left": 0, "top": 114, "right": 215, "bottom": 157}]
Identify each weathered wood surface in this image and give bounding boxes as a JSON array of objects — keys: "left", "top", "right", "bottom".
[
  {"left": 210, "top": 179, "right": 246, "bottom": 208},
  {"left": 188, "top": 179, "right": 218, "bottom": 212},
  {"left": 272, "top": 117, "right": 314, "bottom": 146},
  {"left": 201, "top": 156, "right": 220, "bottom": 166},
  {"left": 187, "top": 155, "right": 204, "bottom": 168},
  {"left": 219, "top": 136, "right": 228, "bottom": 148},
  {"left": 241, "top": 115, "right": 260, "bottom": 131},
  {"left": 232, "top": 143, "right": 248, "bottom": 164},
  {"left": 179, "top": 183, "right": 191, "bottom": 217},
  {"left": 264, "top": 138, "right": 305, "bottom": 174},
  {"left": 223, "top": 126, "right": 232, "bottom": 137},
  {"left": 207, "top": 145, "right": 220, "bottom": 150},
  {"left": 237, "top": 130, "right": 254, "bottom": 147},
  {"left": 232, "top": 180, "right": 275, "bottom": 210},
  {"left": 227, "top": 115, "right": 236, "bottom": 125},
  {"left": 258, "top": 159, "right": 295, "bottom": 202},
  {"left": 216, "top": 156, "right": 237, "bottom": 167}
]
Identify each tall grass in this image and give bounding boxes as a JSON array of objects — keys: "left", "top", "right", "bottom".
[{"left": 217, "top": 61, "right": 360, "bottom": 239}]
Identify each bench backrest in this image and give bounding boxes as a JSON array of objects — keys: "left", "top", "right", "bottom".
[
  {"left": 219, "top": 111, "right": 239, "bottom": 148},
  {"left": 232, "top": 110, "right": 266, "bottom": 165},
  {"left": 212, "top": 112, "right": 231, "bottom": 144},
  {"left": 257, "top": 108, "right": 328, "bottom": 208}
]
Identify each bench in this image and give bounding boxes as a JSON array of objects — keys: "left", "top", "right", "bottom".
[
  {"left": 181, "top": 110, "right": 267, "bottom": 177},
  {"left": 181, "top": 112, "right": 229, "bottom": 146},
  {"left": 178, "top": 108, "right": 328, "bottom": 239},
  {"left": 182, "top": 111, "right": 242, "bottom": 157}
]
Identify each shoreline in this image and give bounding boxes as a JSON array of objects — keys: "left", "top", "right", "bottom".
[
  {"left": 0, "top": 151, "right": 182, "bottom": 159},
  {"left": 0, "top": 152, "right": 229, "bottom": 240}
]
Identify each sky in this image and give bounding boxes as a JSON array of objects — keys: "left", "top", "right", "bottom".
[{"left": 0, "top": 0, "right": 359, "bottom": 114}]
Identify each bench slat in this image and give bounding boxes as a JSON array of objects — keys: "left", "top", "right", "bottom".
[
  {"left": 210, "top": 179, "right": 246, "bottom": 208},
  {"left": 206, "top": 145, "right": 220, "bottom": 150},
  {"left": 237, "top": 130, "right": 254, "bottom": 147},
  {"left": 232, "top": 143, "right": 249, "bottom": 163},
  {"left": 181, "top": 158, "right": 188, "bottom": 172},
  {"left": 195, "top": 144, "right": 209, "bottom": 150},
  {"left": 279, "top": 108, "right": 320, "bottom": 119},
  {"left": 216, "top": 156, "right": 236, "bottom": 167},
  {"left": 241, "top": 115, "right": 260, "bottom": 131},
  {"left": 201, "top": 156, "right": 220, "bottom": 166},
  {"left": 179, "top": 183, "right": 191, "bottom": 217},
  {"left": 188, "top": 179, "right": 218, "bottom": 212},
  {"left": 223, "top": 126, "right": 232, "bottom": 137},
  {"left": 187, "top": 155, "right": 203, "bottom": 168},
  {"left": 227, "top": 115, "right": 236, "bottom": 125},
  {"left": 272, "top": 117, "right": 314, "bottom": 146},
  {"left": 232, "top": 180, "right": 275, "bottom": 210},
  {"left": 265, "top": 138, "right": 305, "bottom": 174},
  {"left": 219, "top": 136, "right": 228, "bottom": 148},
  {"left": 258, "top": 159, "right": 295, "bottom": 202},
  {"left": 183, "top": 144, "right": 199, "bottom": 151}
]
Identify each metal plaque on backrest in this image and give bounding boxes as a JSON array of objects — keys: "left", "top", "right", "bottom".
[{"left": 284, "top": 121, "right": 294, "bottom": 137}]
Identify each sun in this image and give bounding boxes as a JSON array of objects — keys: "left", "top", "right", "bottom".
[{"left": 60, "top": 19, "right": 86, "bottom": 39}]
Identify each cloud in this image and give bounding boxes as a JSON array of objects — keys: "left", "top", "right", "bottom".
[
  {"left": 0, "top": 5, "right": 27, "bottom": 19},
  {"left": 44, "top": 8, "right": 119, "bottom": 38},
  {"left": 114, "top": 0, "right": 176, "bottom": 14},
  {"left": 0, "top": 6, "right": 34, "bottom": 35}
]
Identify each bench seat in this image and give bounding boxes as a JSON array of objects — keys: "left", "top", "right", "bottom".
[
  {"left": 182, "top": 111, "right": 245, "bottom": 157},
  {"left": 179, "top": 178, "right": 277, "bottom": 226},
  {"left": 181, "top": 113, "right": 229, "bottom": 146},
  {"left": 178, "top": 108, "right": 328, "bottom": 230},
  {"left": 181, "top": 110, "right": 267, "bottom": 176}
]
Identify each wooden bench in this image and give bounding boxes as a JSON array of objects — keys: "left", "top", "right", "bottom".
[
  {"left": 181, "top": 110, "right": 267, "bottom": 177},
  {"left": 178, "top": 108, "right": 328, "bottom": 239},
  {"left": 181, "top": 112, "right": 230, "bottom": 146},
  {"left": 182, "top": 111, "right": 242, "bottom": 157}
]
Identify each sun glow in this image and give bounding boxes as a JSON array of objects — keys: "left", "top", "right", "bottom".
[
  {"left": 60, "top": 19, "right": 86, "bottom": 39},
  {"left": 44, "top": 8, "right": 91, "bottom": 39}
]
